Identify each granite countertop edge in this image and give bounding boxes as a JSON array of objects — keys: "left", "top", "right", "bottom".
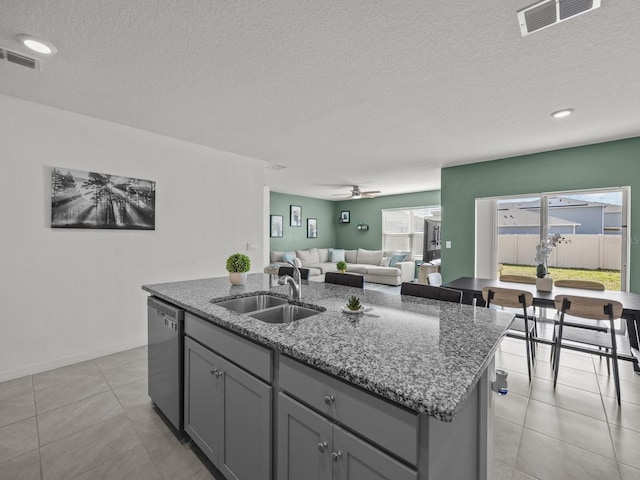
[{"left": 142, "top": 274, "right": 513, "bottom": 422}]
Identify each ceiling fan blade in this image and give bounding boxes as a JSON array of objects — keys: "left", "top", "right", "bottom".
[{"left": 361, "top": 190, "right": 381, "bottom": 195}]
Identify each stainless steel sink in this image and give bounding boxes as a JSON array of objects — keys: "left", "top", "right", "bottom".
[
  {"left": 213, "top": 294, "right": 323, "bottom": 324},
  {"left": 249, "top": 304, "right": 322, "bottom": 324},
  {"left": 213, "top": 294, "right": 288, "bottom": 313}
]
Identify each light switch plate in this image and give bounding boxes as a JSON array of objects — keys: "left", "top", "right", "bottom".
[{"left": 445, "top": 241, "right": 452, "bottom": 248}]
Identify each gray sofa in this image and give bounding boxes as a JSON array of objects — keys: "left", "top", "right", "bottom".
[{"left": 269, "top": 248, "right": 415, "bottom": 286}]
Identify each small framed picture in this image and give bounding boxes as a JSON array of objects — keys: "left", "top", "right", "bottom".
[
  {"left": 340, "top": 210, "right": 350, "bottom": 223},
  {"left": 307, "top": 218, "right": 317, "bottom": 238},
  {"left": 290, "top": 205, "right": 302, "bottom": 227},
  {"left": 270, "top": 215, "right": 283, "bottom": 237}
]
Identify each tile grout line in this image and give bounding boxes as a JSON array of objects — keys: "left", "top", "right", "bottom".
[
  {"left": 32, "top": 374, "right": 44, "bottom": 480},
  {"left": 596, "top": 355, "right": 625, "bottom": 480}
]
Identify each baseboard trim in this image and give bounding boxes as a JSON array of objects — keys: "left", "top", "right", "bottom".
[{"left": 0, "top": 339, "right": 147, "bottom": 382}]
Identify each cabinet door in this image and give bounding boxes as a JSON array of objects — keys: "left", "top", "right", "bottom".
[
  {"left": 332, "top": 427, "right": 417, "bottom": 480},
  {"left": 184, "top": 337, "right": 221, "bottom": 463},
  {"left": 277, "top": 393, "right": 332, "bottom": 480},
  {"left": 218, "top": 354, "right": 272, "bottom": 480}
]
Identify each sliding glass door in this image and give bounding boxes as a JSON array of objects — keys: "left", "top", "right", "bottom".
[{"left": 476, "top": 188, "right": 629, "bottom": 291}]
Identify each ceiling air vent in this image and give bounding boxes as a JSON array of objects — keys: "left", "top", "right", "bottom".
[
  {"left": 518, "top": 0, "right": 601, "bottom": 36},
  {"left": 0, "top": 46, "right": 41, "bottom": 70}
]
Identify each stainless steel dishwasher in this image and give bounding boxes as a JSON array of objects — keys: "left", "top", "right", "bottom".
[{"left": 148, "top": 296, "right": 184, "bottom": 431}]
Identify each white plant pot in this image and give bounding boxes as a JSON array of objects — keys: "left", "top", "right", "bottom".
[
  {"left": 536, "top": 277, "right": 553, "bottom": 292},
  {"left": 229, "top": 272, "right": 247, "bottom": 286}
]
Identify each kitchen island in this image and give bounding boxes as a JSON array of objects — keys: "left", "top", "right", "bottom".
[{"left": 143, "top": 273, "right": 514, "bottom": 480}]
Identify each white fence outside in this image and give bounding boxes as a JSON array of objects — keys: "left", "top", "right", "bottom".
[{"left": 498, "top": 234, "right": 621, "bottom": 270}]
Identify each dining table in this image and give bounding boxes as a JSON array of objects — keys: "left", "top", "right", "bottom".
[{"left": 443, "top": 276, "right": 640, "bottom": 372}]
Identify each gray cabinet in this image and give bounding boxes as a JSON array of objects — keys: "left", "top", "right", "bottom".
[
  {"left": 185, "top": 336, "right": 272, "bottom": 480},
  {"left": 278, "top": 393, "right": 416, "bottom": 480},
  {"left": 333, "top": 427, "right": 417, "bottom": 480}
]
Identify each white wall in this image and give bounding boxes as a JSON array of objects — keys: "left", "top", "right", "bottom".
[{"left": 0, "top": 95, "right": 265, "bottom": 381}]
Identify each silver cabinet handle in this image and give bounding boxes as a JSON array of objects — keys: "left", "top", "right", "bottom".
[
  {"left": 331, "top": 451, "right": 342, "bottom": 463},
  {"left": 210, "top": 368, "right": 217, "bottom": 375},
  {"left": 324, "top": 395, "right": 335, "bottom": 405},
  {"left": 317, "top": 442, "right": 328, "bottom": 453}
]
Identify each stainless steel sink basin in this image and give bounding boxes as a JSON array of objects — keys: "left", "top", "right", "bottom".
[
  {"left": 213, "top": 294, "right": 323, "bottom": 324},
  {"left": 249, "top": 304, "right": 322, "bottom": 324},
  {"left": 213, "top": 294, "right": 288, "bottom": 313}
]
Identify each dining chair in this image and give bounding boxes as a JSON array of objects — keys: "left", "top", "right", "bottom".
[
  {"left": 554, "top": 279, "right": 605, "bottom": 291},
  {"left": 553, "top": 294, "right": 623, "bottom": 404},
  {"left": 548, "top": 279, "right": 609, "bottom": 362},
  {"left": 437, "top": 287, "right": 464, "bottom": 304},
  {"left": 483, "top": 286, "right": 536, "bottom": 381},
  {"left": 325, "top": 272, "right": 364, "bottom": 288},
  {"left": 400, "top": 283, "right": 463, "bottom": 303},
  {"left": 427, "top": 272, "right": 443, "bottom": 286},
  {"left": 278, "top": 266, "right": 310, "bottom": 280},
  {"left": 499, "top": 274, "right": 537, "bottom": 285},
  {"left": 499, "top": 274, "right": 539, "bottom": 318}
]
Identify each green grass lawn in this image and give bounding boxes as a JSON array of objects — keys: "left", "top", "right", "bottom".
[{"left": 500, "top": 264, "right": 621, "bottom": 291}]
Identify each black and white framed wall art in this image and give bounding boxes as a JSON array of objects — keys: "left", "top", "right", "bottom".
[
  {"left": 290, "top": 205, "right": 302, "bottom": 227},
  {"left": 307, "top": 218, "right": 317, "bottom": 238},
  {"left": 340, "top": 210, "right": 350, "bottom": 223},
  {"left": 51, "top": 167, "right": 155, "bottom": 229},
  {"left": 270, "top": 215, "right": 284, "bottom": 237}
]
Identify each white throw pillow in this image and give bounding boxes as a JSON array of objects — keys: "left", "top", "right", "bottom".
[
  {"left": 345, "top": 250, "right": 358, "bottom": 264},
  {"left": 330, "top": 249, "right": 345, "bottom": 262},
  {"left": 380, "top": 257, "right": 390, "bottom": 267},
  {"left": 317, "top": 248, "right": 330, "bottom": 262},
  {"left": 357, "top": 248, "right": 383, "bottom": 265},
  {"left": 296, "top": 248, "right": 320, "bottom": 265}
]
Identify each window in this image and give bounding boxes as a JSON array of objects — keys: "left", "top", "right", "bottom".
[
  {"left": 382, "top": 206, "right": 440, "bottom": 259},
  {"left": 477, "top": 187, "right": 628, "bottom": 290}
]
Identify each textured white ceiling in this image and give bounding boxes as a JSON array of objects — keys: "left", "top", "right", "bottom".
[{"left": 2, "top": 0, "right": 639, "bottom": 200}]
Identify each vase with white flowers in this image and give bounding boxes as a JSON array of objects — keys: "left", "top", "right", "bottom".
[{"left": 534, "top": 233, "right": 567, "bottom": 291}]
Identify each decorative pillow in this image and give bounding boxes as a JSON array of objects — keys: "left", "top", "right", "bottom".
[
  {"left": 330, "top": 249, "right": 345, "bottom": 262},
  {"left": 296, "top": 248, "right": 320, "bottom": 265},
  {"left": 380, "top": 257, "right": 390, "bottom": 267},
  {"left": 270, "top": 250, "right": 285, "bottom": 263},
  {"left": 384, "top": 250, "right": 414, "bottom": 262},
  {"left": 357, "top": 249, "right": 383, "bottom": 265},
  {"left": 317, "top": 248, "right": 330, "bottom": 263},
  {"left": 388, "top": 253, "right": 408, "bottom": 267},
  {"left": 345, "top": 250, "right": 358, "bottom": 264},
  {"left": 282, "top": 251, "right": 296, "bottom": 264}
]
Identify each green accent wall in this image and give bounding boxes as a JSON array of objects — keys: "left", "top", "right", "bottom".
[
  {"left": 270, "top": 190, "right": 442, "bottom": 253},
  {"left": 335, "top": 191, "right": 441, "bottom": 250},
  {"left": 269, "top": 192, "right": 337, "bottom": 251},
  {"left": 441, "top": 137, "right": 640, "bottom": 291}
]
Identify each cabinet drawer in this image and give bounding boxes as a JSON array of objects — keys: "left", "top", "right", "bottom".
[
  {"left": 185, "top": 312, "right": 272, "bottom": 382},
  {"left": 279, "top": 356, "right": 419, "bottom": 466}
]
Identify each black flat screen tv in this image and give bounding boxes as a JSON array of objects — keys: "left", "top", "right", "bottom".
[{"left": 423, "top": 219, "right": 441, "bottom": 262}]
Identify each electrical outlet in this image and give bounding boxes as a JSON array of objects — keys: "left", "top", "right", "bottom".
[
  {"left": 445, "top": 241, "right": 452, "bottom": 248},
  {"left": 246, "top": 243, "right": 257, "bottom": 251}
]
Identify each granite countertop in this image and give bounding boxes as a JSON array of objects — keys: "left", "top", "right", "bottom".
[{"left": 143, "top": 274, "right": 513, "bottom": 422}]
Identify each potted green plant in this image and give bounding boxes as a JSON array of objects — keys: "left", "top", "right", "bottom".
[
  {"left": 336, "top": 260, "right": 347, "bottom": 273},
  {"left": 346, "top": 295, "right": 361, "bottom": 311},
  {"left": 226, "top": 253, "right": 251, "bottom": 285}
]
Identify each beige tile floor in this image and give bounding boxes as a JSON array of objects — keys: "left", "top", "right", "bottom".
[
  {"left": 0, "top": 340, "right": 639, "bottom": 479},
  {"left": 0, "top": 346, "right": 219, "bottom": 480}
]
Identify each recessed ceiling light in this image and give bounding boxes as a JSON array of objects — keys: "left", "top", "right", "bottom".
[
  {"left": 16, "top": 34, "right": 57, "bottom": 55},
  {"left": 551, "top": 108, "right": 574, "bottom": 119}
]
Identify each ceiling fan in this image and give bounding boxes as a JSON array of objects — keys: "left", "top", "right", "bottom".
[{"left": 332, "top": 185, "right": 381, "bottom": 199}]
